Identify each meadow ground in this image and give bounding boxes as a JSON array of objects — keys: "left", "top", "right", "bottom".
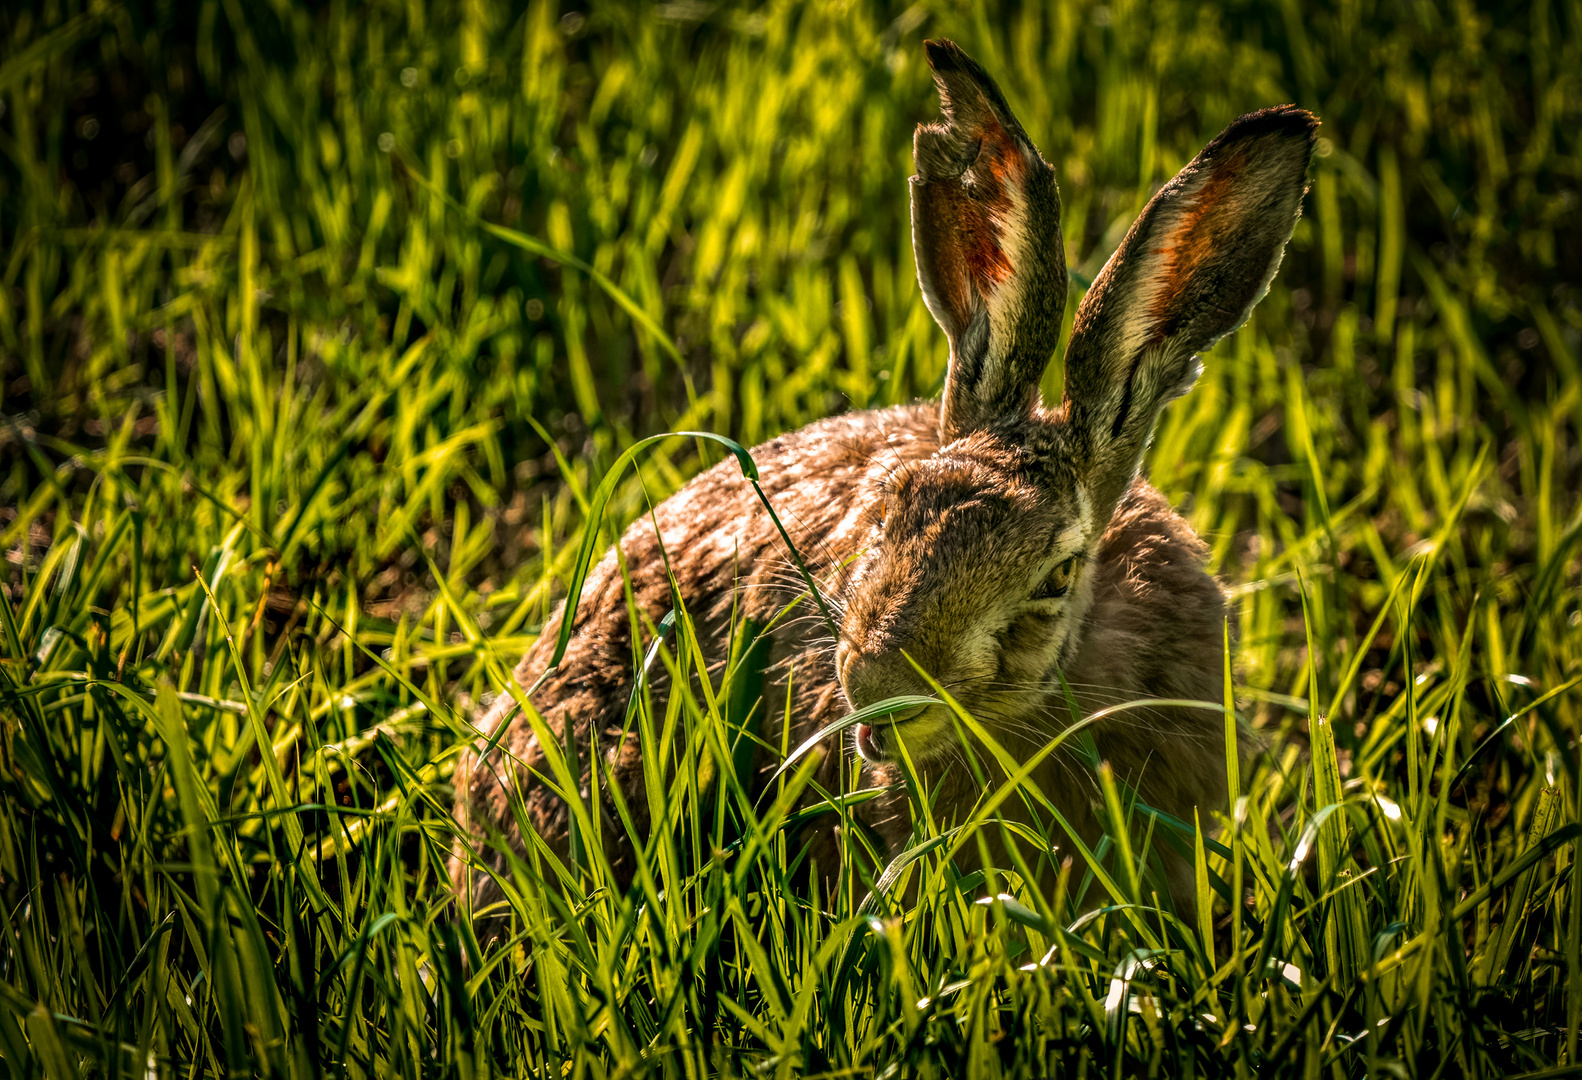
[{"left": 1, "top": 0, "right": 1579, "bottom": 1075}]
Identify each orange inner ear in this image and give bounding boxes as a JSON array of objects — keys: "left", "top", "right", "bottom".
[
  {"left": 1144, "top": 147, "right": 1251, "bottom": 333},
  {"left": 980, "top": 123, "right": 1026, "bottom": 186},
  {"left": 913, "top": 120, "right": 1022, "bottom": 342},
  {"left": 914, "top": 181, "right": 978, "bottom": 341}
]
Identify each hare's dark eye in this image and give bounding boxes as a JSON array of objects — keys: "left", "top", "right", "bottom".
[
  {"left": 1032, "top": 556, "right": 1078, "bottom": 601},
  {"left": 877, "top": 499, "right": 887, "bottom": 527}
]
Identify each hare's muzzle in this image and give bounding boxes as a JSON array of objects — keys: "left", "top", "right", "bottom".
[{"left": 837, "top": 645, "right": 934, "bottom": 710}]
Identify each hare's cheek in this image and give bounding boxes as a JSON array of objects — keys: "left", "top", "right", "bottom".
[{"left": 994, "top": 611, "right": 1066, "bottom": 681}]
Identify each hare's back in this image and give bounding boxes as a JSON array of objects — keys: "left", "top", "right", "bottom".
[{"left": 488, "top": 402, "right": 942, "bottom": 738}]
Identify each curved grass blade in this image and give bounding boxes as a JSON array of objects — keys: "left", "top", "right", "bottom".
[{"left": 767, "top": 694, "right": 940, "bottom": 784}]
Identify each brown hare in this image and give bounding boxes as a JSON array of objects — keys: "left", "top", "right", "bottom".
[{"left": 451, "top": 39, "right": 1316, "bottom": 916}]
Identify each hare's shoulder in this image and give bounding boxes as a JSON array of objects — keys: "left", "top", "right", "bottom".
[
  {"left": 1075, "top": 479, "right": 1226, "bottom": 706},
  {"left": 1074, "top": 480, "right": 1236, "bottom": 822},
  {"left": 1094, "top": 481, "right": 1216, "bottom": 587}
]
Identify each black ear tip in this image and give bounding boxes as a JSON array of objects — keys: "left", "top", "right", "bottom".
[
  {"left": 1269, "top": 104, "right": 1321, "bottom": 138},
  {"left": 921, "top": 39, "right": 1012, "bottom": 122},
  {"left": 1225, "top": 104, "right": 1321, "bottom": 144},
  {"left": 923, "top": 39, "right": 962, "bottom": 71}
]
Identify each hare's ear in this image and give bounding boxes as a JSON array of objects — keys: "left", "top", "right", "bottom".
[
  {"left": 912, "top": 40, "right": 1067, "bottom": 442},
  {"left": 1061, "top": 106, "right": 1317, "bottom": 516}
]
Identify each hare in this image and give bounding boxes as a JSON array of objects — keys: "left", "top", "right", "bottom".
[{"left": 451, "top": 39, "right": 1316, "bottom": 917}]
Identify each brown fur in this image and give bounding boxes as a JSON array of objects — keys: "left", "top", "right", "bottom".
[{"left": 450, "top": 41, "right": 1316, "bottom": 919}]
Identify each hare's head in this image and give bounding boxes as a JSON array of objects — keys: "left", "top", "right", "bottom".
[{"left": 835, "top": 40, "right": 1316, "bottom": 764}]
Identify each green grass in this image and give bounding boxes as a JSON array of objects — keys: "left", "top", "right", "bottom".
[{"left": 2, "top": 0, "right": 1580, "bottom": 1075}]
